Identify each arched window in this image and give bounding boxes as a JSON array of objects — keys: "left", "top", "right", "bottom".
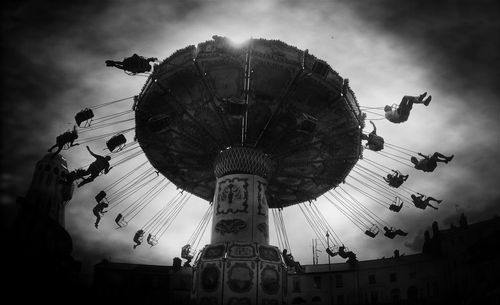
[{"left": 391, "top": 288, "right": 401, "bottom": 304}]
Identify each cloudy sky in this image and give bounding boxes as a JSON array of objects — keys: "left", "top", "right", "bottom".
[{"left": 2, "top": 0, "right": 499, "bottom": 279}]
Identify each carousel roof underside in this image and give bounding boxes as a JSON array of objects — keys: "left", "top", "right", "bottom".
[{"left": 135, "top": 36, "right": 364, "bottom": 208}]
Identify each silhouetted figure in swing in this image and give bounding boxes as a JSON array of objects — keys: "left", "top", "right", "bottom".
[
  {"left": 411, "top": 152, "right": 454, "bottom": 172},
  {"left": 48, "top": 125, "right": 79, "bottom": 156},
  {"left": 92, "top": 201, "right": 109, "bottom": 228},
  {"left": 411, "top": 193, "right": 442, "bottom": 210},
  {"left": 385, "top": 92, "right": 432, "bottom": 123},
  {"left": 338, "top": 245, "right": 357, "bottom": 263},
  {"left": 77, "top": 146, "right": 112, "bottom": 188},
  {"left": 384, "top": 170, "right": 408, "bottom": 188},
  {"left": 282, "top": 249, "right": 305, "bottom": 273},
  {"left": 361, "top": 121, "right": 384, "bottom": 151},
  {"left": 60, "top": 169, "right": 84, "bottom": 185},
  {"left": 133, "top": 229, "right": 145, "bottom": 249},
  {"left": 105, "top": 53, "right": 157, "bottom": 74},
  {"left": 326, "top": 247, "right": 338, "bottom": 257},
  {"left": 181, "top": 244, "right": 194, "bottom": 267},
  {"left": 383, "top": 226, "right": 408, "bottom": 239}
]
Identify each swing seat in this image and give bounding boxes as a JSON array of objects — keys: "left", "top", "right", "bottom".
[
  {"left": 365, "top": 230, "right": 378, "bottom": 238},
  {"left": 147, "top": 234, "right": 158, "bottom": 246},
  {"left": 95, "top": 191, "right": 107, "bottom": 203},
  {"left": 365, "top": 225, "right": 379, "bottom": 238},
  {"left": 326, "top": 247, "right": 338, "bottom": 257},
  {"left": 115, "top": 213, "right": 128, "bottom": 228},
  {"left": 106, "top": 134, "right": 127, "bottom": 152},
  {"left": 389, "top": 197, "right": 404, "bottom": 212},
  {"left": 389, "top": 203, "right": 403, "bottom": 212},
  {"left": 75, "top": 108, "right": 94, "bottom": 127},
  {"left": 312, "top": 60, "right": 329, "bottom": 78},
  {"left": 225, "top": 98, "right": 246, "bottom": 117},
  {"left": 368, "top": 135, "right": 384, "bottom": 151},
  {"left": 388, "top": 179, "right": 403, "bottom": 188},
  {"left": 384, "top": 231, "right": 396, "bottom": 239},
  {"left": 297, "top": 113, "right": 318, "bottom": 134}
]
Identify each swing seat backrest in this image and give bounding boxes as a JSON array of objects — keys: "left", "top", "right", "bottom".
[
  {"left": 95, "top": 191, "right": 107, "bottom": 203},
  {"left": 106, "top": 134, "right": 127, "bottom": 152},
  {"left": 115, "top": 214, "right": 128, "bottom": 227},
  {"left": 326, "top": 248, "right": 337, "bottom": 257},
  {"left": 75, "top": 108, "right": 94, "bottom": 127}
]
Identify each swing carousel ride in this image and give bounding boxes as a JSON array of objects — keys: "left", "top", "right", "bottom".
[{"left": 53, "top": 36, "right": 453, "bottom": 304}]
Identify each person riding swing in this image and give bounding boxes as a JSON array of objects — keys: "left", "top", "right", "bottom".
[
  {"left": 361, "top": 121, "right": 384, "bottom": 151},
  {"left": 384, "top": 170, "right": 408, "bottom": 188},
  {"left": 105, "top": 53, "right": 157, "bottom": 74},
  {"left": 411, "top": 193, "right": 442, "bottom": 210},
  {"left": 411, "top": 152, "right": 454, "bottom": 173},
  {"left": 383, "top": 226, "right": 408, "bottom": 239},
  {"left": 92, "top": 201, "right": 109, "bottom": 229},
  {"left": 282, "top": 249, "right": 305, "bottom": 273},
  {"left": 133, "top": 229, "right": 145, "bottom": 249},
  {"left": 384, "top": 92, "right": 432, "bottom": 123},
  {"left": 48, "top": 125, "right": 79, "bottom": 157},
  {"left": 77, "top": 146, "right": 112, "bottom": 187},
  {"left": 338, "top": 245, "right": 357, "bottom": 263}
]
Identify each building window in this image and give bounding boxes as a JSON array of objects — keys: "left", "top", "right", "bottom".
[
  {"left": 292, "top": 277, "right": 301, "bottom": 292},
  {"left": 409, "top": 271, "right": 416, "bottom": 279},
  {"left": 389, "top": 273, "right": 397, "bottom": 283},
  {"left": 335, "top": 274, "right": 343, "bottom": 288},
  {"left": 368, "top": 274, "right": 376, "bottom": 284},
  {"left": 370, "top": 291, "right": 378, "bottom": 304},
  {"left": 337, "top": 295, "right": 344, "bottom": 305},
  {"left": 312, "top": 296, "right": 322, "bottom": 303},
  {"left": 313, "top": 276, "right": 322, "bottom": 289}
]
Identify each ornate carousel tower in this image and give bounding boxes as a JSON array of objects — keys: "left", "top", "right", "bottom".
[{"left": 134, "top": 36, "right": 363, "bottom": 305}]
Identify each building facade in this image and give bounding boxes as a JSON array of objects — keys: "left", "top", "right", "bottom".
[
  {"left": 90, "top": 215, "right": 500, "bottom": 305},
  {"left": 287, "top": 215, "right": 500, "bottom": 305}
]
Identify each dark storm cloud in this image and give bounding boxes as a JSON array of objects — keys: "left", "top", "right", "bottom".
[
  {"left": 1, "top": 0, "right": 208, "bottom": 204},
  {"left": 342, "top": 0, "right": 500, "bottom": 96},
  {"left": 340, "top": 0, "right": 500, "bottom": 243}
]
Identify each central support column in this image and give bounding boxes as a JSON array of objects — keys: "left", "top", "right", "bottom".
[
  {"left": 192, "top": 147, "right": 286, "bottom": 305},
  {"left": 211, "top": 173, "right": 269, "bottom": 245}
]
